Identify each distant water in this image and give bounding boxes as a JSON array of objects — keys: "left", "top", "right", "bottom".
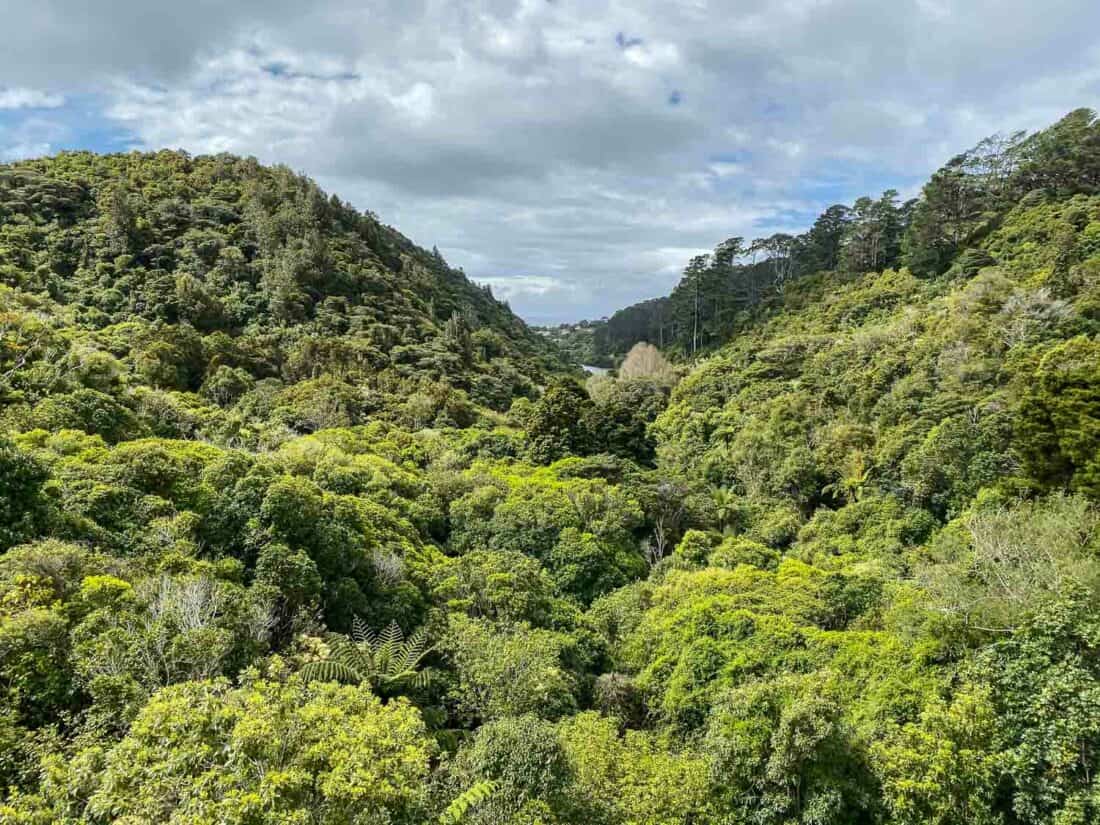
[{"left": 583, "top": 364, "right": 610, "bottom": 376}]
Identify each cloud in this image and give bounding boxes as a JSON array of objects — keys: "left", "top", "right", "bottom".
[
  {"left": 478, "top": 274, "right": 573, "bottom": 301},
  {"left": 2, "top": 0, "right": 1100, "bottom": 321},
  {"left": 0, "top": 141, "right": 53, "bottom": 161},
  {"left": 0, "top": 88, "right": 65, "bottom": 110},
  {"left": 0, "top": 112, "right": 75, "bottom": 161}
]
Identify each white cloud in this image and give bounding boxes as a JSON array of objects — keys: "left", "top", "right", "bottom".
[
  {"left": 0, "top": 88, "right": 64, "bottom": 110},
  {"left": 708, "top": 162, "right": 745, "bottom": 178},
  {"left": 390, "top": 82, "right": 436, "bottom": 124},
  {"left": 2, "top": 1, "right": 1100, "bottom": 321},
  {"left": 0, "top": 141, "right": 53, "bottom": 161},
  {"left": 622, "top": 40, "right": 681, "bottom": 70},
  {"left": 479, "top": 274, "right": 572, "bottom": 298},
  {"left": 0, "top": 114, "right": 72, "bottom": 161}
]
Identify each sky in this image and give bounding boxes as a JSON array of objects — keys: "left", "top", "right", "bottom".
[{"left": 1, "top": 1, "right": 1099, "bottom": 323}]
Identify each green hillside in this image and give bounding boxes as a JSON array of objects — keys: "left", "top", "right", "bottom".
[
  {"left": 3, "top": 114, "right": 1100, "bottom": 825},
  {"left": 0, "top": 150, "right": 567, "bottom": 434},
  {"left": 582, "top": 109, "right": 1100, "bottom": 366}
]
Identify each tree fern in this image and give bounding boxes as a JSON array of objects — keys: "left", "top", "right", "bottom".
[
  {"left": 301, "top": 618, "right": 435, "bottom": 693},
  {"left": 439, "top": 781, "right": 496, "bottom": 824}
]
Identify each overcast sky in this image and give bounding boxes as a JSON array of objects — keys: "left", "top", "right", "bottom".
[{"left": 1, "top": 1, "right": 1098, "bottom": 322}]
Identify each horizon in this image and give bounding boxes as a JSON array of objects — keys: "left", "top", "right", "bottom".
[{"left": 2, "top": 1, "right": 1099, "bottom": 324}]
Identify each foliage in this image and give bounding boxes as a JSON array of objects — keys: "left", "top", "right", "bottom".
[
  {"left": 443, "top": 615, "right": 581, "bottom": 722},
  {"left": 0, "top": 437, "right": 48, "bottom": 550},
  {"left": 300, "top": 617, "right": 434, "bottom": 694},
  {"left": 439, "top": 780, "right": 497, "bottom": 824},
  {"left": 79, "top": 674, "right": 432, "bottom": 824},
  {"left": 4, "top": 114, "right": 1100, "bottom": 824}
]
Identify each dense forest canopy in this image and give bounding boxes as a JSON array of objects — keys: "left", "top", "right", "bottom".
[
  {"left": 0, "top": 150, "right": 569, "bottom": 423},
  {"left": 1, "top": 110, "right": 1100, "bottom": 825}
]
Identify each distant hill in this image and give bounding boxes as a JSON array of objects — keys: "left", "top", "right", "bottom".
[
  {"left": 532, "top": 319, "right": 614, "bottom": 368},
  {"left": 557, "top": 108, "right": 1100, "bottom": 365}
]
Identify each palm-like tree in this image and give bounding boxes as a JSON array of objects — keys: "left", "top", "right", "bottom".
[
  {"left": 711, "top": 485, "right": 739, "bottom": 534},
  {"left": 301, "top": 618, "right": 434, "bottom": 693},
  {"left": 824, "top": 450, "right": 872, "bottom": 504}
]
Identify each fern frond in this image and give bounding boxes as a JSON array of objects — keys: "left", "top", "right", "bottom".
[
  {"left": 439, "top": 781, "right": 496, "bottom": 824},
  {"left": 402, "top": 626, "right": 429, "bottom": 664},
  {"left": 401, "top": 642, "right": 435, "bottom": 676},
  {"left": 312, "top": 618, "right": 433, "bottom": 693},
  {"left": 378, "top": 620, "right": 404, "bottom": 647},
  {"left": 409, "top": 667, "right": 435, "bottom": 689},
  {"left": 323, "top": 638, "right": 372, "bottom": 683},
  {"left": 351, "top": 614, "right": 372, "bottom": 645},
  {"left": 374, "top": 621, "right": 406, "bottom": 677},
  {"left": 329, "top": 636, "right": 366, "bottom": 665},
  {"left": 300, "top": 660, "right": 364, "bottom": 684}
]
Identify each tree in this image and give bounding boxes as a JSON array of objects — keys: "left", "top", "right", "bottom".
[
  {"left": 903, "top": 130, "right": 1027, "bottom": 277},
  {"left": 443, "top": 616, "right": 578, "bottom": 722},
  {"left": 618, "top": 342, "right": 674, "bottom": 382},
  {"left": 749, "top": 233, "right": 800, "bottom": 287},
  {"left": 801, "top": 205, "right": 850, "bottom": 272},
  {"left": 590, "top": 375, "right": 670, "bottom": 464},
  {"left": 70, "top": 573, "right": 272, "bottom": 727},
  {"left": 443, "top": 311, "right": 474, "bottom": 365},
  {"left": 710, "top": 486, "right": 740, "bottom": 532},
  {"left": 671, "top": 254, "right": 711, "bottom": 355},
  {"left": 559, "top": 712, "right": 713, "bottom": 825},
  {"left": 525, "top": 379, "right": 598, "bottom": 462},
  {"left": 639, "top": 479, "right": 692, "bottom": 565},
  {"left": 29, "top": 388, "right": 142, "bottom": 443},
  {"left": 548, "top": 526, "right": 645, "bottom": 605},
  {"left": 1018, "top": 336, "right": 1100, "bottom": 496},
  {"left": 593, "top": 297, "right": 672, "bottom": 359},
  {"left": 709, "top": 236, "right": 747, "bottom": 334},
  {"left": 0, "top": 604, "right": 73, "bottom": 728},
  {"left": 904, "top": 165, "right": 985, "bottom": 277},
  {"left": 1016, "top": 108, "right": 1100, "bottom": 197},
  {"left": 430, "top": 549, "right": 556, "bottom": 626},
  {"left": 841, "top": 190, "right": 903, "bottom": 273},
  {"left": 0, "top": 438, "right": 47, "bottom": 551},
  {"left": 703, "top": 674, "right": 876, "bottom": 825},
  {"left": 81, "top": 675, "right": 433, "bottom": 825},
  {"left": 461, "top": 715, "right": 572, "bottom": 805},
  {"left": 922, "top": 495, "right": 1100, "bottom": 634},
  {"left": 972, "top": 593, "right": 1100, "bottom": 825},
  {"left": 101, "top": 181, "right": 137, "bottom": 256},
  {"left": 874, "top": 687, "right": 1002, "bottom": 825},
  {"left": 823, "top": 450, "right": 871, "bottom": 504}
]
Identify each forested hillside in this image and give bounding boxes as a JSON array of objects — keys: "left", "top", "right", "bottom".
[
  {"left": 3, "top": 112, "right": 1100, "bottom": 825},
  {"left": 0, "top": 151, "right": 567, "bottom": 427},
  {"left": 582, "top": 108, "right": 1100, "bottom": 365}
]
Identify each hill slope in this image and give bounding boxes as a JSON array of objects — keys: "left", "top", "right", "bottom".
[
  {"left": 0, "top": 150, "right": 567, "bottom": 441},
  {"left": 569, "top": 108, "right": 1100, "bottom": 365}
]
